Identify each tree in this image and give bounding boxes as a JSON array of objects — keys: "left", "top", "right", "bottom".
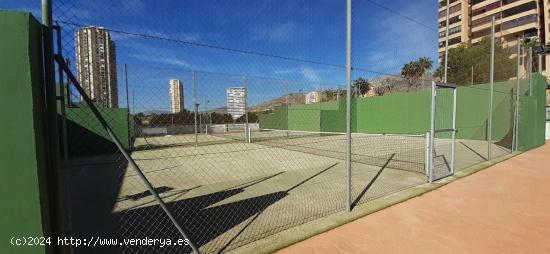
[
  {"left": 210, "top": 112, "right": 234, "bottom": 124},
  {"left": 321, "top": 88, "right": 345, "bottom": 102},
  {"left": 401, "top": 57, "right": 433, "bottom": 89},
  {"left": 435, "top": 37, "right": 516, "bottom": 85},
  {"left": 352, "top": 77, "right": 371, "bottom": 97},
  {"left": 236, "top": 112, "right": 259, "bottom": 123},
  {"left": 372, "top": 77, "right": 398, "bottom": 96}
]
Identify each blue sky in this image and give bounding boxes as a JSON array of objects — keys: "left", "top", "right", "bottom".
[{"left": 0, "top": 0, "right": 438, "bottom": 112}]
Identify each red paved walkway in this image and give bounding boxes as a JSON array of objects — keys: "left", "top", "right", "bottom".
[{"left": 277, "top": 142, "right": 550, "bottom": 254}]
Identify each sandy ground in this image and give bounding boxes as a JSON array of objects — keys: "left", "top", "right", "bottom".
[
  {"left": 277, "top": 142, "right": 550, "bottom": 254},
  {"left": 69, "top": 132, "right": 511, "bottom": 253}
]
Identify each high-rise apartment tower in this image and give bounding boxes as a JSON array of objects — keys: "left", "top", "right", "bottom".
[
  {"left": 169, "top": 79, "right": 184, "bottom": 113},
  {"left": 76, "top": 26, "right": 118, "bottom": 107},
  {"left": 227, "top": 87, "right": 247, "bottom": 120},
  {"left": 438, "top": 0, "right": 550, "bottom": 76}
]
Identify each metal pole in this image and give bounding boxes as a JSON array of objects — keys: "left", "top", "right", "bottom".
[
  {"left": 425, "top": 131, "right": 430, "bottom": 179},
  {"left": 204, "top": 99, "right": 209, "bottom": 135},
  {"left": 513, "top": 37, "right": 521, "bottom": 152},
  {"left": 244, "top": 76, "right": 249, "bottom": 143},
  {"left": 65, "top": 58, "right": 72, "bottom": 106},
  {"left": 443, "top": 0, "right": 450, "bottom": 83},
  {"left": 193, "top": 71, "right": 198, "bottom": 146},
  {"left": 538, "top": 53, "right": 543, "bottom": 73},
  {"left": 527, "top": 46, "right": 533, "bottom": 96},
  {"left": 450, "top": 86, "right": 457, "bottom": 174},
  {"left": 56, "top": 57, "right": 201, "bottom": 254},
  {"left": 285, "top": 80, "right": 290, "bottom": 137},
  {"left": 55, "top": 26, "right": 69, "bottom": 164},
  {"left": 471, "top": 65, "right": 474, "bottom": 85},
  {"left": 337, "top": 84, "right": 340, "bottom": 102},
  {"left": 125, "top": 64, "right": 131, "bottom": 146},
  {"left": 345, "top": 0, "right": 352, "bottom": 212},
  {"left": 208, "top": 100, "right": 212, "bottom": 127},
  {"left": 488, "top": 16, "right": 495, "bottom": 160},
  {"left": 43, "top": 2, "right": 70, "bottom": 253},
  {"left": 429, "top": 81, "right": 437, "bottom": 182}
]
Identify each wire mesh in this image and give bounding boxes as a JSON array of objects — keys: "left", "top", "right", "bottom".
[
  {"left": 431, "top": 85, "right": 455, "bottom": 180},
  {"left": 37, "top": 0, "right": 540, "bottom": 253}
]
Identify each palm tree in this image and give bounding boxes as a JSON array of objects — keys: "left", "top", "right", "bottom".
[
  {"left": 353, "top": 77, "right": 371, "bottom": 98},
  {"left": 401, "top": 57, "right": 433, "bottom": 89}
]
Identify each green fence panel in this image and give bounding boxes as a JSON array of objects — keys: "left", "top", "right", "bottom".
[
  {"left": 259, "top": 77, "right": 546, "bottom": 151},
  {"left": 353, "top": 90, "right": 431, "bottom": 135},
  {"left": 64, "top": 106, "right": 131, "bottom": 157},
  {"left": 0, "top": 10, "right": 50, "bottom": 254}
]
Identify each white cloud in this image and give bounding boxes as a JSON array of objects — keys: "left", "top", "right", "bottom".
[
  {"left": 123, "top": 41, "right": 192, "bottom": 68},
  {"left": 129, "top": 53, "right": 191, "bottom": 68},
  {"left": 300, "top": 67, "right": 321, "bottom": 82},
  {"left": 275, "top": 66, "right": 322, "bottom": 83},
  {"left": 250, "top": 22, "right": 311, "bottom": 42},
  {"left": 356, "top": 1, "right": 438, "bottom": 75}
]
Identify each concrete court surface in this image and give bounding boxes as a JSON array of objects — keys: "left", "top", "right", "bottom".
[{"left": 277, "top": 142, "right": 550, "bottom": 254}]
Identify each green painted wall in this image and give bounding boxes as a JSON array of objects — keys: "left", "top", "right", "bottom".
[
  {"left": 259, "top": 77, "right": 546, "bottom": 151},
  {"left": 0, "top": 11, "right": 50, "bottom": 254},
  {"left": 64, "top": 106, "right": 131, "bottom": 157},
  {"left": 517, "top": 74, "right": 547, "bottom": 151},
  {"left": 353, "top": 90, "right": 431, "bottom": 135},
  {"left": 321, "top": 100, "right": 347, "bottom": 132},
  {"left": 259, "top": 107, "right": 288, "bottom": 130}
]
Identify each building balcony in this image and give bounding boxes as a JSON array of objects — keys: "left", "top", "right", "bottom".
[
  {"left": 471, "top": 9, "right": 537, "bottom": 32},
  {"left": 471, "top": 21, "right": 537, "bottom": 43}
]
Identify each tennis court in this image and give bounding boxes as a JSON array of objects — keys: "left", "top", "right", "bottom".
[{"left": 67, "top": 129, "right": 509, "bottom": 253}]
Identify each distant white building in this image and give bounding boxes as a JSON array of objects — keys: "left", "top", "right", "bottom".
[
  {"left": 169, "top": 79, "right": 184, "bottom": 113},
  {"left": 305, "top": 91, "right": 320, "bottom": 104},
  {"left": 227, "top": 87, "right": 247, "bottom": 120}
]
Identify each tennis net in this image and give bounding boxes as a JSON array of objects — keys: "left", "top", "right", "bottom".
[{"left": 251, "top": 129, "right": 428, "bottom": 174}]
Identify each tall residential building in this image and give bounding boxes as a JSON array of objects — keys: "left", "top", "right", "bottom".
[
  {"left": 438, "top": 0, "right": 550, "bottom": 76},
  {"left": 227, "top": 87, "right": 247, "bottom": 120},
  {"left": 76, "top": 26, "right": 118, "bottom": 108},
  {"left": 305, "top": 91, "right": 320, "bottom": 104},
  {"left": 169, "top": 79, "right": 184, "bottom": 113}
]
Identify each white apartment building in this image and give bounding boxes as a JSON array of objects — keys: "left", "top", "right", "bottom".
[
  {"left": 169, "top": 79, "right": 184, "bottom": 113},
  {"left": 305, "top": 91, "right": 320, "bottom": 104},
  {"left": 227, "top": 87, "right": 247, "bottom": 120}
]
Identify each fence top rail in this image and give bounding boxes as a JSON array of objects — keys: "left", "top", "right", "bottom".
[
  {"left": 435, "top": 82, "right": 457, "bottom": 89},
  {"left": 259, "top": 128, "right": 426, "bottom": 137}
]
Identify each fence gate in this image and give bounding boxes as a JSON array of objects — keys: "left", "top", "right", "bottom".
[{"left": 429, "top": 81, "right": 457, "bottom": 182}]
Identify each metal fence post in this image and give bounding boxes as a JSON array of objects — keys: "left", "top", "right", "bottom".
[
  {"left": 285, "top": 80, "right": 290, "bottom": 137},
  {"left": 443, "top": 0, "right": 450, "bottom": 83},
  {"left": 55, "top": 26, "right": 69, "bottom": 164},
  {"left": 345, "top": 0, "right": 352, "bottom": 212},
  {"left": 125, "top": 64, "right": 131, "bottom": 147},
  {"left": 527, "top": 46, "right": 533, "bottom": 96},
  {"left": 487, "top": 15, "right": 495, "bottom": 160},
  {"left": 513, "top": 37, "right": 521, "bottom": 152},
  {"left": 425, "top": 131, "right": 430, "bottom": 180},
  {"left": 244, "top": 76, "right": 250, "bottom": 143},
  {"left": 538, "top": 53, "right": 543, "bottom": 74},
  {"left": 450, "top": 86, "right": 457, "bottom": 174},
  {"left": 193, "top": 70, "right": 198, "bottom": 147},
  {"left": 204, "top": 98, "right": 209, "bottom": 135},
  {"left": 42, "top": 1, "right": 71, "bottom": 253},
  {"left": 429, "top": 81, "right": 436, "bottom": 182}
]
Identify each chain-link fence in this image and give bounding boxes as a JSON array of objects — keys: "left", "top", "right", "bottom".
[{"left": 37, "top": 0, "right": 543, "bottom": 253}]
